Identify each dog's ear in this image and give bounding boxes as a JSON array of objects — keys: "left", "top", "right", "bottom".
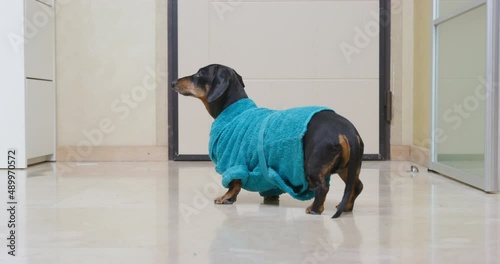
[
  {"left": 207, "top": 67, "right": 230, "bottom": 103},
  {"left": 235, "top": 72, "right": 245, "bottom": 88}
]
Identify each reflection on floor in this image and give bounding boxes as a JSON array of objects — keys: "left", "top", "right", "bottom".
[
  {"left": 0, "top": 161, "right": 498, "bottom": 263},
  {"left": 437, "top": 160, "right": 485, "bottom": 178}
]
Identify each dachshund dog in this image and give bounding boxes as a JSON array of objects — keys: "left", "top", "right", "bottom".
[{"left": 171, "top": 64, "right": 364, "bottom": 218}]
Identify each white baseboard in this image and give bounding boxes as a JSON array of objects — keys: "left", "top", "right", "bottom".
[
  {"left": 56, "top": 146, "right": 168, "bottom": 162},
  {"left": 55, "top": 145, "right": 430, "bottom": 165}
]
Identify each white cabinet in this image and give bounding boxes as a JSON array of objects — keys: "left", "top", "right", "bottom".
[
  {"left": 0, "top": 0, "right": 56, "bottom": 168},
  {"left": 37, "top": 0, "right": 53, "bottom": 7},
  {"left": 25, "top": 0, "right": 55, "bottom": 80},
  {"left": 26, "top": 80, "right": 56, "bottom": 159}
]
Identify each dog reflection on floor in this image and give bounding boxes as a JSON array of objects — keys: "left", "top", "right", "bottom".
[{"left": 209, "top": 204, "right": 363, "bottom": 262}]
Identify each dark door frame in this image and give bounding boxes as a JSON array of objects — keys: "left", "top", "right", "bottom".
[{"left": 168, "top": 0, "right": 391, "bottom": 161}]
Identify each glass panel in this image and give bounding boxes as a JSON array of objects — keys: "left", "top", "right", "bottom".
[
  {"left": 435, "top": 4, "right": 487, "bottom": 177},
  {"left": 438, "top": 0, "right": 479, "bottom": 18}
]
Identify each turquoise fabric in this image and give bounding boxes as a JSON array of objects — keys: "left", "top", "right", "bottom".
[{"left": 208, "top": 99, "right": 332, "bottom": 200}]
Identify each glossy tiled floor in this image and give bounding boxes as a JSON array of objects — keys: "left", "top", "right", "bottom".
[{"left": 0, "top": 161, "right": 499, "bottom": 263}]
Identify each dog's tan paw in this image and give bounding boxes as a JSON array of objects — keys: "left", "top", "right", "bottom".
[
  {"left": 306, "top": 205, "right": 324, "bottom": 215},
  {"left": 214, "top": 196, "right": 235, "bottom": 205}
]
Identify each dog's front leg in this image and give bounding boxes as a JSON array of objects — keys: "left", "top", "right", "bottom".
[{"left": 214, "top": 179, "right": 242, "bottom": 204}]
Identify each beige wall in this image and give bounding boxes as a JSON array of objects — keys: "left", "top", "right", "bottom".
[
  {"left": 155, "top": 0, "right": 168, "bottom": 146},
  {"left": 391, "top": 0, "right": 415, "bottom": 148},
  {"left": 413, "top": 0, "right": 432, "bottom": 149},
  {"left": 55, "top": 0, "right": 168, "bottom": 160}
]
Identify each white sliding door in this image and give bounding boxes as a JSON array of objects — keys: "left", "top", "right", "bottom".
[{"left": 430, "top": 0, "right": 500, "bottom": 192}]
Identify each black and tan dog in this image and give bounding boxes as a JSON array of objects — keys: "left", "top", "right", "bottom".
[{"left": 171, "top": 64, "right": 364, "bottom": 218}]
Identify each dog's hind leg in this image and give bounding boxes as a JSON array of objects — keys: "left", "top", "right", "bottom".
[
  {"left": 306, "top": 183, "right": 330, "bottom": 215},
  {"left": 332, "top": 135, "right": 363, "bottom": 218},
  {"left": 336, "top": 166, "right": 363, "bottom": 212},
  {"left": 305, "top": 154, "right": 339, "bottom": 215},
  {"left": 214, "top": 179, "right": 242, "bottom": 204}
]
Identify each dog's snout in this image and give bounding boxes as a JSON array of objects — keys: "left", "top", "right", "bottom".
[{"left": 170, "top": 81, "right": 177, "bottom": 88}]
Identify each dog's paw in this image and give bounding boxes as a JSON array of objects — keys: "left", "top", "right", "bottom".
[
  {"left": 263, "top": 195, "right": 280, "bottom": 205},
  {"left": 306, "top": 205, "right": 324, "bottom": 215},
  {"left": 336, "top": 203, "right": 353, "bottom": 212},
  {"left": 214, "top": 196, "right": 235, "bottom": 205}
]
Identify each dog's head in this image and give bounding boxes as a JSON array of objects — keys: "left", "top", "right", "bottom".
[{"left": 171, "top": 64, "right": 245, "bottom": 103}]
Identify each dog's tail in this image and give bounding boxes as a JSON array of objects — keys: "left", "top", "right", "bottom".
[{"left": 332, "top": 133, "right": 363, "bottom": 218}]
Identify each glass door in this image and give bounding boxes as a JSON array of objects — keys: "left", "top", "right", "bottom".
[{"left": 431, "top": 0, "right": 499, "bottom": 192}]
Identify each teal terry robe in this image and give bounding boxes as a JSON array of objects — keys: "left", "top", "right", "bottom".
[{"left": 208, "top": 99, "right": 332, "bottom": 200}]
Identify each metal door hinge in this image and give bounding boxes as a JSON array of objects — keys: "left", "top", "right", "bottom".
[{"left": 385, "top": 91, "right": 392, "bottom": 123}]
